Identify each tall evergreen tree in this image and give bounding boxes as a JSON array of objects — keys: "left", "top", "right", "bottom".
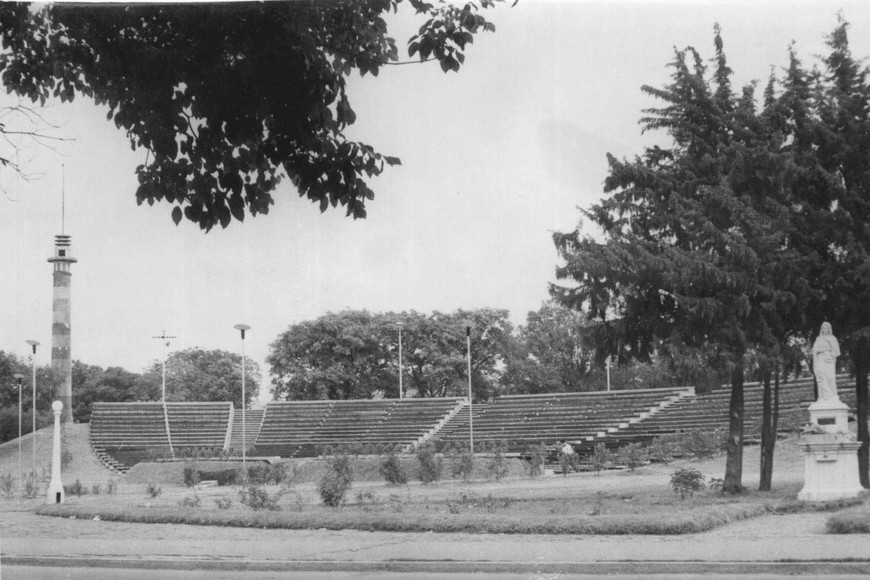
[
  {"left": 802, "top": 18, "right": 870, "bottom": 486},
  {"left": 553, "top": 28, "right": 803, "bottom": 493}
]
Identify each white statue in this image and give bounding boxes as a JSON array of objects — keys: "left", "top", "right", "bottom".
[{"left": 812, "top": 321, "right": 840, "bottom": 402}]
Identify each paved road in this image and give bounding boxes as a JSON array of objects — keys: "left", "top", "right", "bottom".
[{"left": 4, "top": 567, "right": 869, "bottom": 580}]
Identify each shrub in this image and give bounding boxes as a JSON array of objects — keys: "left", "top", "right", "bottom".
[
  {"left": 198, "top": 468, "right": 239, "bottom": 486},
  {"left": 827, "top": 510, "right": 870, "bottom": 534},
  {"left": 708, "top": 477, "right": 724, "bottom": 493},
  {"left": 379, "top": 452, "right": 408, "bottom": 485},
  {"left": 670, "top": 468, "right": 705, "bottom": 499},
  {"left": 415, "top": 444, "right": 442, "bottom": 484},
  {"left": 0, "top": 473, "right": 14, "bottom": 497},
  {"left": 616, "top": 443, "right": 648, "bottom": 471},
  {"left": 146, "top": 483, "right": 162, "bottom": 498},
  {"left": 91, "top": 484, "right": 101, "bottom": 495},
  {"left": 524, "top": 443, "right": 547, "bottom": 479},
  {"left": 590, "top": 442, "right": 610, "bottom": 475},
  {"left": 106, "top": 478, "right": 118, "bottom": 495},
  {"left": 559, "top": 444, "right": 578, "bottom": 476},
  {"left": 178, "top": 494, "right": 201, "bottom": 509},
  {"left": 486, "top": 441, "right": 509, "bottom": 481},
  {"left": 214, "top": 496, "right": 233, "bottom": 510},
  {"left": 63, "top": 479, "right": 87, "bottom": 497},
  {"left": 648, "top": 434, "right": 678, "bottom": 463},
  {"left": 319, "top": 454, "right": 353, "bottom": 507},
  {"left": 246, "top": 463, "right": 288, "bottom": 485},
  {"left": 183, "top": 465, "right": 201, "bottom": 487},
  {"left": 449, "top": 443, "right": 475, "bottom": 482},
  {"left": 239, "top": 484, "right": 284, "bottom": 511},
  {"left": 61, "top": 450, "right": 73, "bottom": 468},
  {"left": 686, "top": 429, "right": 725, "bottom": 459},
  {"left": 23, "top": 474, "right": 40, "bottom": 498}
]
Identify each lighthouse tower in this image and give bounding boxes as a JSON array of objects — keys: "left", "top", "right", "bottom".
[{"left": 47, "top": 234, "right": 76, "bottom": 423}]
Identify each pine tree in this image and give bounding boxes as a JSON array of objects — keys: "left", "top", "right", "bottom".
[
  {"left": 553, "top": 27, "right": 804, "bottom": 493},
  {"left": 804, "top": 17, "right": 870, "bottom": 487}
]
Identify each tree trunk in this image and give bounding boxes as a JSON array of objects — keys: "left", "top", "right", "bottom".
[
  {"left": 854, "top": 345, "right": 869, "bottom": 488},
  {"left": 723, "top": 355, "right": 745, "bottom": 493},
  {"left": 759, "top": 370, "right": 773, "bottom": 491}
]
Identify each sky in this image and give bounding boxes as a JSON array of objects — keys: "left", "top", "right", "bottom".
[{"left": 2, "top": 1, "right": 869, "bottom": 405}]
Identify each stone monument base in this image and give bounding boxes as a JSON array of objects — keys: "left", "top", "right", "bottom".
[
  {"left": 798, "top": 400, "right": 863, "bottom": 502},
  {"left": 807, "top": 398, "right": 850, "bottom": 433},
  {"left": 797, "top": 434, "right": 863, "bottom": 501}
]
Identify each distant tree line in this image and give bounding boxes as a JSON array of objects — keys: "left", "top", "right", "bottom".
[
  {"left": 265, "top": 302, "right": 732, "bottom": 403},
  {"left": 0, "top": 348, "right": 260, "bottom": 443}
]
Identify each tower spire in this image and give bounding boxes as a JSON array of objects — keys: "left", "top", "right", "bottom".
[
  {"left": 61, "top": 164, "right": 65, "bottom": 235},
  {"left": 48, "top": 167, "right": 76, "bottom": 423}
]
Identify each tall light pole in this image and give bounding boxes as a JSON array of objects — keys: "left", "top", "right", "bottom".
[
  {"left": 234, "top": 324, "right": 250, "bottom": 471},
  {"left": 152, "top": 331, "right": 176, "bottom": 405},
  {"left": 606, "top": 356, "right": 611, "bottom": 392},
  {"left": 13, "top": 373, "right": 24, "bottom": 482},
  {"left": 397, "top": 321, "right": 403, "bottom": 399},
  {"left": 25, "top": 340, "right": 39, "bottom": 475},
  {"left": 463, "top": 320, "right": 474, "bottom": 453},
  {"left": 153, "top": 331, "right": 176, "bottom": 458}
]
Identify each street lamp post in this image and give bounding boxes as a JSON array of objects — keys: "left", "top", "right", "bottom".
[
  {"left": 397, "top": 321, "right": 403, "bottom": 400},
  {"left": 25, "top": 340, "right": 39, "bottom": 475},
  {"left": 463, "top": 321, "right": 474, "bottom": 453},
  {"left": 234, "top": 324, "right": 250, "bottom": 471},
  {"left": 606, "top": 356, "right": 611, "bottom": 392},
  {"left": 153, "top": 331, "right": 176, "bottom": 405},
  {"left": 13, "top": 373, "right": 24, "bottom": 482},
  {"left": 153, "top": 331, "right": 176, "bottom": 458}
]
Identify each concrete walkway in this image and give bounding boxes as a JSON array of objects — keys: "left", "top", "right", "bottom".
[{"left": 2, "top": 506, "right": 870, "bottom": 576}]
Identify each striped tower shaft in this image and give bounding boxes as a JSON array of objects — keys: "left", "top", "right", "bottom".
[{"left": 48, "top": 235, "right": 76, "bottom": 423}]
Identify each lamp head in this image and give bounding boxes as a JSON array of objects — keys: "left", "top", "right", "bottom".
[
  {"left": 13, "top": 373, "right": 24, "bottom": 385},
  {"left": 462, "top": 320, "right": 474, "bottom": 336},
  {"left": 234, "top": 324, "right": 251, "bottom": 339},
  {"left": 25, "top": 339, "right": 40, "bottom": 354},
  {"left": 52, "top": 401, "right": 63, "bottom": 413}
]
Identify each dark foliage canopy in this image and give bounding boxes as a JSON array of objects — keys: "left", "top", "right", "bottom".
[{"left": 0, "top": 0, "right": 498, "bottom": 230}]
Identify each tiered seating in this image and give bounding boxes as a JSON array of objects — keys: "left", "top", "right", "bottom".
[
  {"left": 90, "top": 402, "right": 172, "bottom": 472},
  {"left": 601, "top": 374, "right": 857, "bottom": 450},
  {"left": 252, "top": 400, "right": 334, "bottom": 457},
  {"left": 166, "top": 402, "right": 233, "bottom": 451},
  {"left": 252, "top": 398, "right": 465, "bottom": 457},
  {"left": 432, "top": 388, "right": 690, "bottom": 453},
  {"left": 359, "top": 397, "right": 465, "bottom": 447},
  {"left": 228, "top": 408, "right": 265, "bottom": 452}
]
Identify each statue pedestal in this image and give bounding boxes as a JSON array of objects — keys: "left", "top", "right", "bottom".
[
  {"left": 807, "top": 398, "right": 850, "bottom": 433},
  {"left": 798, "top": 401, "right": 863, "bottom": 502}
]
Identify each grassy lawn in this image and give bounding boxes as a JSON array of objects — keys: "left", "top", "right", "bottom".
[
  {"left": 33, "top": 450, "right": 864, "bottom": 535},
  {"left": 4, "top": 429, "right": 865, "bottom": 535}
]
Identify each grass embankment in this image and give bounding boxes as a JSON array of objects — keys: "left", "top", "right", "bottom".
[
  {"left": 36, "top": 472, "right": 860, "bottom": 536},
  {"left": 827, "top": 500, "right": 870, "bottom": 533},
  {"left": 36, "top": 500, "right": 769, "bottom": 535}
]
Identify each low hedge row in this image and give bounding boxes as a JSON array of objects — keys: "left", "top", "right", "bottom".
[{"left": 35, "top": 502, "right": 767, "bottom": 535}]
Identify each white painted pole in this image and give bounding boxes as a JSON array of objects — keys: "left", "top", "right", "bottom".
[
  {"left": 234, "top": 324, "right": 250, "bottom": 471},
  {"left": 14, "top": 374, "right": 23, "bottom": 483},
  {"left": 46, "top": 401, "right": 64, "bottom": 504}
]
